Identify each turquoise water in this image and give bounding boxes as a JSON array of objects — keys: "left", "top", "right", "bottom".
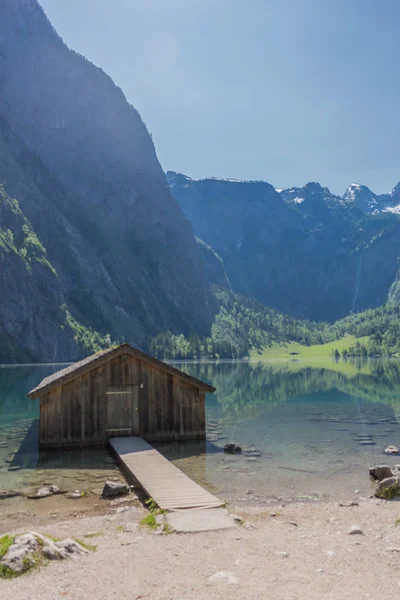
[{"left": 1, "top": 360, "right": 400, "bottom": 506}]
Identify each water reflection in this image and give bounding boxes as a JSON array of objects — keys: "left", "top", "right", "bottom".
[{"left": 2, "top": 359, "right": 400, "bottom": 504}]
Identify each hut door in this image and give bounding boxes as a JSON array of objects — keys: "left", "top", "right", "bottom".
[{"left": 106, "top": 385, "right": 139, "bottom": 436}]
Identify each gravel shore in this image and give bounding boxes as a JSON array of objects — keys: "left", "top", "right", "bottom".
[{"left": 2, "top": 496, "right": 400, "bottom": 599}]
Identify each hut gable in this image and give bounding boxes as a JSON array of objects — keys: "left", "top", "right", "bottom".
[
  {"left": 28, "top": 343, "right": 215, "bottom": 399},
  {"left": 28, "top": 344, "right": 215, "bottom": 449}
]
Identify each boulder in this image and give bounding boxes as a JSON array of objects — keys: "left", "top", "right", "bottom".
[
  {"left": 369, "top": 465, "right": 393, "bottom": 481},
  {"left": 391, "top": 464, "right": 400, "bottom": 476},
  {"left": 375, "top": 476, "right": 400, "bottom": 499},
  {"left": 55, "top": 538, "right": 88, "bottom": 558},
  {"left": 223, "top": 443, "right": 242, "bottom": 454},
  {"left": 102, "top": 480, "right": 130, "bottom": 498},
  {"left": 1, "top": 533, "right": 40, "bottom": 573},
  {"left": 0, "top": 533, "right": 89, "bottom": 575}
]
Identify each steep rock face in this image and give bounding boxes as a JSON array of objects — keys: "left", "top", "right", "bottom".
[
  {"left": 0, "top": 0, "right": 215, "bottom": 350},
  {"left": 0, "top": 185, "right": 79, "bottom": 362},
  {"left": 168, "top": 172, "right": 400, "bottom": 322},
  {"left": 195, "top": 238, "right": 231, "bottom": 290}
]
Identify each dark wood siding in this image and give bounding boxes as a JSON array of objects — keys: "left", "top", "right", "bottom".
[{"left": 38, "top": 353, "right": 208, "bottom": 448}]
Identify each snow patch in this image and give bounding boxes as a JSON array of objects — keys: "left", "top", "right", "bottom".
[{"left": 384, "top": 204, "right": 400, "bottom": 214}]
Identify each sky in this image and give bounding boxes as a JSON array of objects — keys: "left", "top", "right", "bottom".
[{"left": 40, "top": 0, "right": 400, "bottom": 194}]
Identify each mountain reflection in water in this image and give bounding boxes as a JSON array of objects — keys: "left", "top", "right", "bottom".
[{"left": 2, "top": 359, "right": 400, "bottom": 504}]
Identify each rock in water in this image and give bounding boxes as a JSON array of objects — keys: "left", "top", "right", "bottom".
[
  {"left": 375, "top": 476, "right": 400, "bottom": 499},
  {"left": 385, "top": 446, "right": 399, "bottom": 455},
  {"left": 102, "top": 481, "right": 130, "bottom": 498},
  {"left": 223, "top": 444, "right": 242, "bottom": 454},
  {"left": 369, "top": 465, "right": 393, "bottom": 481},
  {"left": 0, "top": 490, "right": 21, "bottom": 499}
]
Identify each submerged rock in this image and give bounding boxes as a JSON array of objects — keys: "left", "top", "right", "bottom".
[
  {"left": 385, "top": 445, "right": 399, "bottom": 455},
  {"left": 102, "top": 480, "right": 130, "bottom": 498},
  {"left": 244, "top": 449, "right": 262, "bottom": 458},
  {"left": 27, "top": 485, "right": 65, "bottom": 499},
  {"left": 223, "top": 443, "right": 242, "bottom": 454},
  {"left": 0, "top": 490, "right": 22, "bottom": 500}
]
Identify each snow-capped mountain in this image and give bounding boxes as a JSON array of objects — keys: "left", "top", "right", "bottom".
[{"left": 342, "top": 182, "right": 400, "bottom": 214}]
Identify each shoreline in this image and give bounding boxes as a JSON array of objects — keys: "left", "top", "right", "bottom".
[{"left": 2, "top": 496, "right": 400, "bottom": 598}]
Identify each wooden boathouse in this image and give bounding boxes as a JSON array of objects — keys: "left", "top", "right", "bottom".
[{"left": 28, "top": 343, "right": 215, "bottom": 449}]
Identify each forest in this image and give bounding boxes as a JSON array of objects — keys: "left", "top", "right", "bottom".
[{"left": 146, "top": 288, "right": 400, "bottom": 360}]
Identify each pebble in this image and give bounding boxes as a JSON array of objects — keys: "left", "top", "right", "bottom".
[
  {"left": 277, "top": 551, "right": 289, "bottom": 558},
  {"left": 349, "top": 526, "right": 364, "bottom": 535},
  {"left": 339, "top": 501, "right": 359, "bottom": 507},
  {"left": 209, "top": 571, "right": 239, "bottom": 585}
]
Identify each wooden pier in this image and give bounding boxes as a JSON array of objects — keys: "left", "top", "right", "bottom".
[{"left": 109, "top": 436, "right": 223, "bottom": 511}]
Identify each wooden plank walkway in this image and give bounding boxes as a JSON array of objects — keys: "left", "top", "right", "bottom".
[{"left": 108, "top": 436, "right": 223, "bottom": 511}]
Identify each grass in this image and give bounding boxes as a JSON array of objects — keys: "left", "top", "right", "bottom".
[
  {"left": 250, "top": 336, "right": 372, "bottom": 375},
  {"left": 84, "top": 532, "right": 103, "bottom": 538},
  {"left": 251, "top": 335, "right": 370, "bottom": 359},
  {"left": 74, "top": 538, "right": 97, "bottom": 552},
  {"left": 139, "top": 497, "right": 171, "bottom": 533},
  {"left": 0, "top": 534, "right": 19, "bottom": 578},
  {"left": 0, "top": 534, "right": 43, "bottom": 580},
  {"left": 0, "top": 534, "right": 14, "bottom": 560},
  {"left": 140, "top": 513, "right": 158, "bottom": 530}
]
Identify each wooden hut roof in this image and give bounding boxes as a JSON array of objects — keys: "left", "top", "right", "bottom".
[{"left": 28, "top": 343, "right": 215, "bottom": 399}]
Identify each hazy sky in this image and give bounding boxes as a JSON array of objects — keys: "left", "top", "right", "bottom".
[{"left": 40, "top": 0, "right": 400, "bottom": 194}]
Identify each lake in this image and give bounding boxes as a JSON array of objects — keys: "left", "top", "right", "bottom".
[{"left": 1, "top": 359, "right": 400, "bottom": 514}]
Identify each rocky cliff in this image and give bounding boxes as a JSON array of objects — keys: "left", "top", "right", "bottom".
[
  {"left": 0, "top": 0, "right": 215, "bottom": 361},
  {"left": 167, "top": 172, "right": 400, "bottom": 322},
  {"left": 0, "top": 185, "right": 79, "bottom": 362}
]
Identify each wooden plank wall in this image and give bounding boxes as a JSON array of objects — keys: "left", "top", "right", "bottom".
[{"left": 39, "top": 354, "right": 207, "bottom": 447}]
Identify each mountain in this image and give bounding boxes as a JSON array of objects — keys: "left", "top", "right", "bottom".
[
  {"left": 0, "top": 184, "right": 79, "bottom": 362},
  {"left": 167, "top": 172, "right": 400, "bottom": 322},
  {"left": 342, "top": 183, "right": 382, "bottom": 214},
  {"left": 343, "top": 182, "right": 400, "bottom": 215},
  {"left": 0, "top": 0, "right": 215, "bottom": 360}
]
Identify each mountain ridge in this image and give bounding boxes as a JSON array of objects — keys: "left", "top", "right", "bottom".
[
  {"left": 167, "top": 170, "right": 400, "bottom": 323},
  {"left": 0, "top": 0, "right": 216, "bottom": 360}
]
